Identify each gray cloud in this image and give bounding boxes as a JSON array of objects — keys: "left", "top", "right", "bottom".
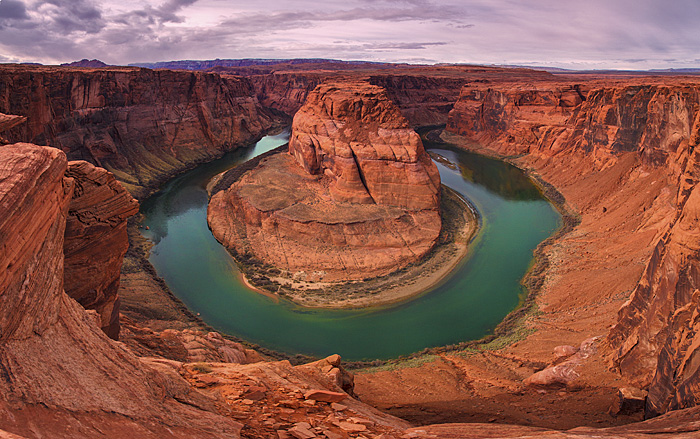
[
  {"left": 0, "top": 0, "right": 29, "bottom": 20},
  {"left": 0, "top": 0, "right": 698, "bottom": 70}
]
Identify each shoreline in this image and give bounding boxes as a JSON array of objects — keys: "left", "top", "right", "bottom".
[{"left": 231, "top": 185, "right": 479, "bottom": 309}]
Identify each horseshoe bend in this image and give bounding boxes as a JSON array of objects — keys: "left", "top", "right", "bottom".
[
  {"left": 1, "top": 61, "right": 700, "bottom": 438},
  {"left": 206, "top": 81, "right": 476, "bottom": 308}
]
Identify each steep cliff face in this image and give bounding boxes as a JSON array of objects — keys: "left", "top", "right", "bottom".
[
  {"left": 446, "top": 79, "right": 700, "bottom": 417},
  {"left": 247, "top": 71, "right": 468, "bottom": 126},
  {"left": 608, "top": 129, "right": 700, "bottom": 416},
  {"left": 0, "top": 65, "right": 276, "bottom": 199},
  {"left": 209, "top": 81, "right": 441, "bottom": 283},
  {"left": 64, "top": 161, "right": 139, "bottom": 339},
  {"left": 245, "top": 72, "right": 326, "bottom": 117},
  {"left": 368, "top": 74, "right": 465, "bottom": 126},
  {"left": 0, "top": 142, "right": 246, "bottom": 438},
  {"left": 289, "top": 81, "right": 441, "bottom": 210}
]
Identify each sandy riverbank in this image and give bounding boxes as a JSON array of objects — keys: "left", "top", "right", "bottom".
[{"left": 236, "top": 185, "right": 479, "bottom": 309}]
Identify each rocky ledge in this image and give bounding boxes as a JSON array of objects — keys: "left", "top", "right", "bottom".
[{"left": 208, "top": 81, "right": 442, "bottom": 290}]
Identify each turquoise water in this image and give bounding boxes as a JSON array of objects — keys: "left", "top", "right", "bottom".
[{"left": 140, "top": 131, "right": 561, "bottom": 361}]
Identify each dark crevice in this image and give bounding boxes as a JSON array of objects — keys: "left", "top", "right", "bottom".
[{"left": 349, "top": 148, "right": 376, "bottom": 204}]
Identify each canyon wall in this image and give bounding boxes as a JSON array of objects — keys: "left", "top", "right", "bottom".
[
  {"left": 0, "top": 65, "right": 276, "bottom": 199},
  {"left": 446, "top": 79, "right": 700, "bottom": 417},
  {"left": 245, "top": 71, "right": 469, "bottom": 126}
]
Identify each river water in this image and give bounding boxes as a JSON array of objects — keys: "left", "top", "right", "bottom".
[{"left": 140, "top": 130, "right": 560, "bottom": 361}]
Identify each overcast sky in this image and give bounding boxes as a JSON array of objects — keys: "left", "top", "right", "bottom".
[{"left": 0, "top": 0, "right": 698, "bottom": 69}]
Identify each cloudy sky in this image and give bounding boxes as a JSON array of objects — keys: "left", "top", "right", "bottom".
[{"left": 0, "top": 0, "right": 698, "bottom": 69}]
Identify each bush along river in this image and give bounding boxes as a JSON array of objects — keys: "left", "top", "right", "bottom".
[{"left": 140, "top": 129, "right": 561, "bottom": 361}]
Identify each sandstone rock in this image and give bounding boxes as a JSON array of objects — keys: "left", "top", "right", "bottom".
[
  {"left": 0, "top": 112, "right": 26, "bottom": 139},
  {"left": 289, "top": 81, "right": 440, "bottom": 210},
  {"left": 209, "top": 81, "right": 441, "bottom": 282},
  {"left": 63, "top": 160, "right": 139, "bottom": 339},
  {"left": 0, "top": 65, "right": 276, "bottom": 199},
  {"left": 289, "top": 422, "right": 317, "bottom": 439},
  {"left": 524, "top": 338, "right": 598, "bottom": 388},
  {"left": 0, "top": 143, "right": 243, "bottom": 438},
  {"left": 326, "top": 354, "right": 342, "bottom": 367},
  {"left": 333, "top": 421, "right": 367, "bottom": 432},
  {"left": 553, "top": 345, "right": 579, "bottom": 359},
  {"left": 610, "top": 387, "right": 648, "bottom": 416},
  {"left": 304, "top": 390, "right": 347, "bottom": 403}
]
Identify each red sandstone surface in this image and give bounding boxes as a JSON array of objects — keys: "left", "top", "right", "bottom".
[
  {"left": 439, "top": 77, "right": 700, "bottom": 420},
  {"left": 208, "top": 81, "right": 442, "bottom": 283},
  {"left": 63, "top": 160, "right": 139, "bottom": 339}
]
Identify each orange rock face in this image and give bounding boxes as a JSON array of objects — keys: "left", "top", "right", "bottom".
[
  {"left": 0, "top": 112, "right": 26, "bottom": 135},
  {"left": 0, "top": 65, "right": 276, "bottom": 199},
  {"left": 446, "top": 78, "right": 700, "bottom": 418},
  {"left": 209, "top": 81, "right": 441, "bottom": 282},
  {"left": 289, "top": 82, "right": 441, "bottom": 210},
  {"left": 64, "top": 160, "right": 139, "bottom": 339}
]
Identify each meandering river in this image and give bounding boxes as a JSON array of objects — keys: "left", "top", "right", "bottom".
[{"left": 140, "top": 130, "right": 561, "bottom": 361}]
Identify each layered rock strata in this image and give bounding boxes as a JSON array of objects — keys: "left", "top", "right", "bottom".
[
  {"left": 209, "top": 81, "right": 441, "bottom": 283},
  {"left": 0, "top": 65, "right": 276, "bottom": 199},
  {"left": 64, "top": 161, "right": 139, "bottom": 339},
  {"left": 0, "top": 113, "right": 26, "bottom": 136},
  {"left": 241, "top": 65, "right": 554, "bottom": 127},
  {"left": 445, "top": 79, "right": 700, "bottom": 417}
]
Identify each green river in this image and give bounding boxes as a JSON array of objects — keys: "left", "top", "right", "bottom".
[{"left": 140, "top": 130, "right": 561, "bottom": 361}]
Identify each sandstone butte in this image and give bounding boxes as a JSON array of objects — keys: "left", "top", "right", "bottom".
[
  {"left": 2, "top": 63, "right": 700, "bottom": 438},
  {"left": 208, "top": 81, "right": 442, "bottom": 283}
]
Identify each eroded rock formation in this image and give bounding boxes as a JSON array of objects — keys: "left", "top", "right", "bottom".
[
  {"left": 209, "top": 81, "right": 441, "bottom": 282},
  {"left": 4, "top": 64, "right": 700, "bottom": 437},
  {"left": 0, "top": 65, "right": 276, "bottom": 199},
  {"left": 288, "top": 81, "right": 441, "bottom": 209},
  {"left": 0, "top": 143, "right": 243, "bottom": 438},
  {"left": 64, "top": 160, "right": 139, "bottom": 339}
]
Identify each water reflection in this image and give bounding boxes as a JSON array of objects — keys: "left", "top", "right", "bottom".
[{"left": 428, "top": 147, "right": 543, "bottom": 201}]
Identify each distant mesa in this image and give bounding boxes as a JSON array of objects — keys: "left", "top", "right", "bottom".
[
  {"left": 208, "top": 80, "right": 442, "bottom": 285},
  {"left": 61, "top": 59, "right": 109, "bottom": 68},
  {"left": 129, "top": 58, "right": 392, "bottom": 71}
]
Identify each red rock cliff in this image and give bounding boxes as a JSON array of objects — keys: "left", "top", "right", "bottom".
[
  {"left": 289, "top": 81, "right": 440, "bottom": 210},
  {"left": 244, "top": 68, "right": 491, "bottom": 126},
  {"left": 64, "top": 161, "right": 139, "bottom": 339},
  {"left": 446, "top": 78, "right": 700, "bottom": 417},
  {"left": 0, "top": 143, "right": 245, "bottom": 438},
  {"left": 0, "top": 65, "right": 276, "bottom": 199}
]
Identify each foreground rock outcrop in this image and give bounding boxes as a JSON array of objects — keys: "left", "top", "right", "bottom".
[
  {"left": 0, "top": 143, "right": 244, "bottom": 438},
  {"left": 209, "top": 81, "right": 441, "bottom": 283},
  {"left": 0, "top": 65, "right": 276, "bottom": 199},
  {"left": 64, "top": 161, "right": 139, "bottom": 339}
]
